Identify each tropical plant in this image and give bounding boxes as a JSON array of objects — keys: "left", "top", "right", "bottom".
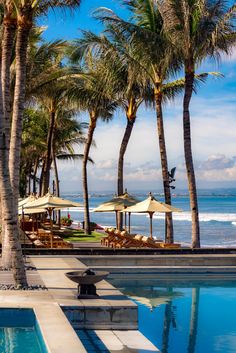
[
  {"left": 93, "top": 4, "right": 182, "bottom": 242},
  {"left": 61, "top": 216, "right": 73, "bottom": 226},
  {"left": 74, "top": 29, "right": 154, "bottom": 229},
  {"left": 96, "top": 2, "right": 226, "bottom": 244},
  {"left": 0, "top": 0, "right": 81, "bottom": 285},
  {"left": 68, "top": 52, "right": 118, "bottom": 234},
  {"left": 160, "top": 0, "right": 236, "bottom": 247}
]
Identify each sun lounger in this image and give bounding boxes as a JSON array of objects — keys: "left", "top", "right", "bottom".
[
  {"left": 159, "top": 242, "right": 181, "bottom": 248},
  {"left": 33, "top": 239, "right": 46, "bottom": 247},
  {"left": 101, "top": 228, "right": 120, "bottom": 247},
  {"left": 113, "top": 234, "right": 145, "bottom": 248}
]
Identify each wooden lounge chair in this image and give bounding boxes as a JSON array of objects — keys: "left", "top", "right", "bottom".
[
  {"left": 108, "top": 230, "right": 125, "bottom": 248},
  {"left": 140, "top": 236, "right": 163, "bottom": 248},
  {"left": 114, "top": 234, "right": 145, "bottom": 248},
  {"left": 108, "top": 229, "right": 125, "bottom": 248},
  {"left": 159, "top": 242, "right": 181, "bottom": 248},
  {"left": 141, "top": 236, "right": 181, "bottom": 249},
  {"left": 101, "top": 228, "right": 116, "bottom": 246},
  {"left": 33, "top": 239, "right": 46, "bottom": 248}
]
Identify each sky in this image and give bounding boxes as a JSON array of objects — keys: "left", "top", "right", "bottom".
[{"left": 39, "top": 1, "right": 236, "bottom": 193}]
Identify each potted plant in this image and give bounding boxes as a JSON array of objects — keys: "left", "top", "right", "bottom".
[{"left": 61, "top": 216, "right": 73, "bottom": 226}]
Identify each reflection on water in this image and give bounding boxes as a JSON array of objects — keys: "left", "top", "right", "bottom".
[{"left": 109, "top": 277, "right": 236, "bottom": 353}]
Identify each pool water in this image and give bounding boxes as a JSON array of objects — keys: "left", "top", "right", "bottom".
[
  {"left": 0, "top": 308, "right": 48, "bottom": 353},
  {"left": 109, "top": 276, "right": 236, "bottom": 353}
]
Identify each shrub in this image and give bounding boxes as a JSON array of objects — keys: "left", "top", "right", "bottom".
[{"left": 61, "top": 216, "right": 73, "bottom": 226}]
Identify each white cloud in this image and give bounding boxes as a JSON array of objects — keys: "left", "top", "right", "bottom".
[
  {"left": 197, "top": 154, "right": 236, "bottom": 170},
  {"left": 56, "top": 93, "right": 236, "bottom": 192},
  {"left": 221, "top": 47, "right": 236, "bottom": 62}
]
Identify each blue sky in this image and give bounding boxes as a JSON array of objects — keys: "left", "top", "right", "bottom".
[{"left": 39, "top": 1, "right": 236, "bottom": 193}]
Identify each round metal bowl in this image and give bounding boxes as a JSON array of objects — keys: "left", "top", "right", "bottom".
[{"left": 65, "top": 270, "right": 109, "bottom": 285}]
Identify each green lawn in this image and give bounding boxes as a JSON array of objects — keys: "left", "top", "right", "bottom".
[{"left": 61, "top": 229, "right": 105, "bottom": 242}]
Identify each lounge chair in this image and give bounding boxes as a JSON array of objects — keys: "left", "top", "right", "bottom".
[
  {"left": 101, "top": 227, "right": 116, "bottom": 246},
  {"left": 159, "top": 242, "right": 181, "bottom": 248},
  {"left": 114, "top": 234, "right": 145, "bottom": 248},
  {"left": 33, "top": 239, "right": 46, "bottom": 248}
]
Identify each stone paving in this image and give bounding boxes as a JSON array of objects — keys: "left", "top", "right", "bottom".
[{"left": 25, "top": 256, "right": 159, "bottom": 353}]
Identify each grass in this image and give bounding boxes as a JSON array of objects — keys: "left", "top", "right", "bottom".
[{"left": 61, "top": 229, "right": 105, "bottom": 242}]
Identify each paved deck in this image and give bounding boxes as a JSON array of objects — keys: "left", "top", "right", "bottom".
[{"left": 0, "top": 256, "right": 159, "bottom": 353}]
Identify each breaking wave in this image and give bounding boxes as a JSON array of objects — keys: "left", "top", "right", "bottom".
[
  {"left": 153, "top": 212, "right": 236, "bottom": 223},
  {"left": 64, "top": 207, "right": 236, "bottom": 224}
]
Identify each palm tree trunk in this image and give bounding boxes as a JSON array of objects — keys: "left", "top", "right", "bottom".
[
  {"left": 53, "top": 152, "right": 60, "bottom": 197},
  {"left": 28, "top": 174, "right": 31, "bottom": 195},
  {"left": 3, "top": 20, "right": 31, "bottom": 283},
  {"left": 39, "top": 160, "right": 45, "bottom": 196},
  {"left": 83, "top": 113, "right": 97, "bottom": 235},
  {"left": 42, "top": 110, "right": 56, "bottom": 195},
  {"left": 155, "top": 89, "right": 173, "bottom": 243},
  {"left": 32, "top": 159, "right": 39, "bottom": 194},
  {"left": 2, "top": 17, "right": 16, "bottom": 154},
  {"left": 0, "top": 76, "right": 27, "bottom": 285},
  {"left": 9, "top": 25, "right": 31, "bottom": 200},
  {"left": 1, "top": 15, "right": 17, "bottom": 266},
  {"left": 52, "top": 149, "right": 61, "bottom": 224},
  {"left": 183, "top": 66, "right": 200, "bottom": 248},
  {"left": 117, "top": 116, "right": 135, "bottom": 230}
]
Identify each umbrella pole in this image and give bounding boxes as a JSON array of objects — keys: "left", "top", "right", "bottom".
[
  {"left": 128, "top": 212, "right": 131, "bottom": 234},
  {"left": 115, "top": 211, "right": 118, "bottom": 229},
  {"left": 48, "top": 209, "right": 53, "bottom": 248},
  {"left": 22, "top": 207, "right": 26, "bottom": 263},
  {"left": 150, "top": 212, "right": 154, "bottom": 239},
  {"left": 22, "top": 206, "right": 24, "bottom": 231},
  {"left": 124, "top": 212, "right": 127, "bottom": 230}
]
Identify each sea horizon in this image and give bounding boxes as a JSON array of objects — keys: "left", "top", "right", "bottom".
[{"left": 61, "top": 187, "right": 236, "bottom": 198}]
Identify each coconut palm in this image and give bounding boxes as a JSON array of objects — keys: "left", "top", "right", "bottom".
[
  {"left": 160, "top": 0, "right": 236, "bottom": 247},
  {"left": 9, "top": 0, "right": 80, "bottom": 196},
  {"left": 0, "top": 0, "right": 81, "bottom": 284},
  {"left": 17, "top": 36, "right": 69, "bottom": 196},
  {"left": 51, "top": 111, "right": 89, "bottom": 198},
  {"left": 68, "top": 52, "right": 118, "bottom": 234},
  {"left": 93, "top": 5, "right": 183, "bottom": 242},
  {"left": 21, "top": 106, "right": 88, "bottom": 198},
  {"left": 96, "top": 2, "right": 225, "bottom": 244},
  {"left": 74, "top": 29, "right": 154, "bottom": 229}
]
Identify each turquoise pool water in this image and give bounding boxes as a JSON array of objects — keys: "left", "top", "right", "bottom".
[
  {"left": 109, "top": 276, "right": 236, "bottom": 353},
  {"left": 0, "top": 308, "right": 48, "bottom": 353}
]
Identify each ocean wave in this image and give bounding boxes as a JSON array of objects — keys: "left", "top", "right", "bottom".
[
  {"left": 153, "top": 212, "right": 236, "bottom": 223},
  {"left": 62, "top": 207, "right": 236, "bottom": 224}
]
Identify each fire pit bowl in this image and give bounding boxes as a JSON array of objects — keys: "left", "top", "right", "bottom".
[{"left": 65, "top": 269, "right": 109, "bottom": 298}]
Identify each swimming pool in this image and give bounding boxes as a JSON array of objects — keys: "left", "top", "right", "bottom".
[
  {"left": 109, "top": 276, "right": 236, "bottom": 353},
  {"left": 0, "top": 308, "right": 48, "bottom": 353}
]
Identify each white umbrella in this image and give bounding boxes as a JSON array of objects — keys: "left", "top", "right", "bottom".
[
  {"left": 123, "top": 193, "right": 182, "bottom": 238},
  {"left": 93, "top": 190, "right": 138, "bottom": 229},
  {"left": 24, "top": 192, "right": 82, "bottom": 230}
]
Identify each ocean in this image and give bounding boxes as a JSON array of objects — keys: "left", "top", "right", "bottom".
[{"left": 61, "top": 191, "right": 236, "bottom": 248}]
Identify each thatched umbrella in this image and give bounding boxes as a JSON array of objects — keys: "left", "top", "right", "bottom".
[
  {"left": 24, "top": 192, "right": 82, "bottom": 228},
  {"left": 93, "top": 190, "right": 138, "bottom": 230},
  {"left": 123, "top": 193, "right": 182, "bottom": 238}
]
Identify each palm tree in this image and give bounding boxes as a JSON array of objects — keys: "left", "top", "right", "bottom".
[
  {"left": 160, "top": 0, "right": 236, "bottom": 248},
  {"left": 52, "top": 110, "right": 89, "bottom": 198},
  {"left": 0, "top": 0, "right": 81, "bottom": 284},
  {"left": 94, "top": 5, "right": 183, "bottom": 242},
  {"left": 75, "top": 29, "right": 154, "bottom": 230},
  {"left": 20, "top": 108, "right": 48, "bottom": 197},
  {"left": 68, "top": 52, "right": 118, "bottom": 234}
]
